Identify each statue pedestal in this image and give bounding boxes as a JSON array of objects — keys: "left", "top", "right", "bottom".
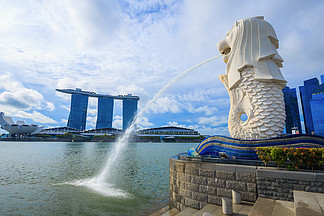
[{"left": 195, "top": 134, "right": 324, "bottom": 160}]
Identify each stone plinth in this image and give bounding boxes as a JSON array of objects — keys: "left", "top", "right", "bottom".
[
  {"left": 169, "top": 157, "right": 257, "bottom": 210},
  {"left": 195, "top": 134, "right": 324, "bottom": 160},
  {"left": 169, "top": 156, "right": 324, "bottom": 211},
  {"left": 257, "top": 168, "right": 324, "bottom": 201}
]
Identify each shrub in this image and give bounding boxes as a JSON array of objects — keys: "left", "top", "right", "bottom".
[
  {"left": 302, "top": 148, "right": 323, "bottom": 171},
  {"left": 256, "top": 147, "right": 324, "bottom": 171},
  {"left": 284, "top": 148, "right": 302, "bottom": 170},
  {"left": 256, "top": 147, "right": 272, "bottom": 169},
  {"left": 270, "top": 148, "right": 286, "bottom": 169}
]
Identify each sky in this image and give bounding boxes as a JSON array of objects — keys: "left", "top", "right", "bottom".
[{"left": 0, "top": 0, "right": 324, "bottom": 136}]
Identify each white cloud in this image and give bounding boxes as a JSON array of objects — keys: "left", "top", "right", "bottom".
[
  {"left": 0, "top": 73, "right": 44, "bottom": 110},
  {"left": 187, "top": 105, "right": 218, "bottom": 116},
  {"left": 65, "top": 0, "right": 125, "bottom": 48},
  {"left": 180, "top": 87, "right": 228, "bottom": 102},
  {"left": 14, "top": 111, "right": 57, "bottom": 124},
  {"left": 56, "top": 78, "right": 96, "bottom": 93},
  {"left": 86, "top": 116, "right": 97, "bottom": 128},
  {"left": 116, "top": 84, "right": 145, "bottom": 95},
  {"left": 199, "top": 126, "right": 229, "bottom": 136},
  {"left": 114, "top": 115, "right": 122, "bottom": 120},
  {"left": 0, "top": 72, "right": 56, "bottom": 124},
  {"left": 167, "top": 121, "right": 186, "bottom": 128},
  {"left": 45, "top": 102, "right": 55, "bottom": 111},
  {"left": 112, "top": 115, "right": 122, "bottom": 129},
  {"left": 136, "top": 116, "right": 154, "bottom": 128},
  {"left": 112, "top": 119, "right": 122, "bottom": 129},
  {"left": 0, "top": 72, "right": 24, "bottom": 91},
  {"left": 197, "top": 116, "right": 228, "bottom": 127},
  {"left": 147, "top": 96, "right": 182, "bottom": 114},
  {"left": 87, "top": 108, "right": 98, "bottom": 116},
  {"left": 86, "top": 116, "right": 97, "bottom": 124},
  {"left": 188, "top": 123, "right": 229, "bottom": 136}
]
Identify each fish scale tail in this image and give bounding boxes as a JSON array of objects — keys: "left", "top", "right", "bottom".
[{"left": 229, "top": 68, "right": 286, "bottom": 140}]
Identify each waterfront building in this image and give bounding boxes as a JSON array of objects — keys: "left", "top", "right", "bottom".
[
  {"left": 136, "top": 126, "right": 201, "bottom": 142},
  {"left": 82, "top": 127, "right": 123, "bottom": 136},
  {"left": 39, "top": 126, "right": 80, "bottom": 135},
  {"left": 299, "top": 78, "right": 319, "bottom": 134},
  {"left": 40, "top": 126, "right": 123, "bottom": 136},
  {"left": 0, "top": 112, "right": 43, "bottom": 137},
  {"left": 96, "top": 97, "right": 114, "bottom": 129},
  {"left": 56, "top": 88, "right": 140, "bottom": 131},
  {"left": 67, "top": 89, "right": 89, "bottom": 131},
  {"left": 123, "top": 98, "right": 138, "bottom": 131},
  {"left": 282, "top": 86, "right": 302, "bottom": 134},
  {"left": 310, "top": 83, "right": 324, "bottom": 136},
  {"left": 136, "top": 126, "right": 200, "bottom": 142},
  {"left": 136, "top": 126, "right": 200, "bottom": 137}
]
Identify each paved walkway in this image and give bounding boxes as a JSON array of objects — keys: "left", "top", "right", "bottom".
[
  {"left": 294, "top": 190, "right": 324, "bottom": 216},
  {"left": 151, "top": 201, "right": 253, "bottom": 216},
  {"left": 248, "top": 198, "right": 294, "bottom": 216},
  {"left": 151, "top": 191, "right": 324, "bottom": 216}
]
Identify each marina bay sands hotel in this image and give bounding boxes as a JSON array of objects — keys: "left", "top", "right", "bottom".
[{"left": 56, "top": 88, "right": 139, "bottom": 131}]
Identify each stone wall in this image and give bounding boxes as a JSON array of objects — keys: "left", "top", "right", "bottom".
[
  {"left": 257, "top": 169, "right": 324, "bottom": 201},
  {"left": 169, "top": 157, "right": 257, "bottom": 210},
  {"left": 169, "top": 157, "right": 324, "bottom": 210}
]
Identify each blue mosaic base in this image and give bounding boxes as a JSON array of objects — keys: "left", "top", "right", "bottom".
[{"left": 195, "top": 134, "right": 324, "bottom": 160}]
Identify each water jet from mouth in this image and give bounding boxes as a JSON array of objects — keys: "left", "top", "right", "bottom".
[{"left": 69, "top": 55, "right": 223, "bottom": 197}]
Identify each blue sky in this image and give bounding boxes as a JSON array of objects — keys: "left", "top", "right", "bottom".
[{"left": 0, "top": 0, "right": 323, "bottom": 135}]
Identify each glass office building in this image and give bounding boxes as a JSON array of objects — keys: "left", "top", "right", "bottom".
[
  {"left": 299, "top": 78, "right": 319, "bottom": 134},
  {"left": 123, "top": 99, "right": 138, "bottom": 131},
  {"left": 310, "top": 83, "right": 324, "bottom": 136},
  {"left": 67, "top": 92, "right": 89, "bottom": 131},
  {"left": 283, "top": 86, "right": 301, "bottom": 134},
  {"left": 96, "top": 97, "right": 114, "bottom": 129}
]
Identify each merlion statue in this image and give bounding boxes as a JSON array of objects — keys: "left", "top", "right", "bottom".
[{"left": 217, "top": 16, "right": 287, "bottom": 140}]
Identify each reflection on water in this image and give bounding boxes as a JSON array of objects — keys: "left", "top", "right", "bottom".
[{"left": 0, "top": 142, "right": 196, "bottom": 216}]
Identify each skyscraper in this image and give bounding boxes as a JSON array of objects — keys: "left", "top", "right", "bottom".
[
  {"left": 283, "top": 86, "right": 301, "bottom": 134},
  {"left": 56, "top": 89, "right": 140, "bottom": 131},
  {"left": 310, "top": 81, "right": 324, "bottom": 136},
  {"left": 67, "top": 89, "right": 89, "bottom": 131},
  {"left": 96, "top": 97, "right": 114, "bottom": 129},
  {"left": 123, "top": 98, "right": 138, "bottom": 131},
  {"left": 299, "top": 78, "right": 319, "bottom": 134}
]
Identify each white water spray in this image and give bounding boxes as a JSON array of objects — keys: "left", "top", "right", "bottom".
[{"left": 63, "top": 55, "right": 222, "bottom": 197}]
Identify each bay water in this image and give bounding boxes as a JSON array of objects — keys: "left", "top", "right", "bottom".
[{"left": 0, "top": 141, "right": 196, "bottom": 216}]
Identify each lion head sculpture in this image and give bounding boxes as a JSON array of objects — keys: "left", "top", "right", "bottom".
[{"left": 217, "top": 16, "right": 286, "bottom": 90}]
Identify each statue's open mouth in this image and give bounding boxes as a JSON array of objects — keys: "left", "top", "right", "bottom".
[
  {"left": 221, "top": 47, "right": 231, "bottom": 56},
  {"left": 220, "top": 47, "right": 231, "bottom": 63},
  {"left": 217, "top": 39, "right": 231, "bottom": 63}
]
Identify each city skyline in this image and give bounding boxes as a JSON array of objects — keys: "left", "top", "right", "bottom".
[{"left": 0, "top": 0, "right": 324, "bottom": 135}]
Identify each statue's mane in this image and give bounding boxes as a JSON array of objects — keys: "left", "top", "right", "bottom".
[{"left": 226, "top": 17, "right": 286, "bottom": 90}]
